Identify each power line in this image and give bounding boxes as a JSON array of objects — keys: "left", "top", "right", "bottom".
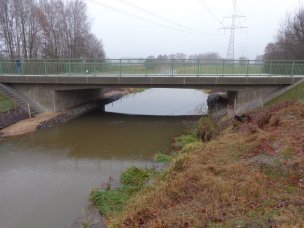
[
  {"left": 87, "top": 0, "right": 196, "bottom": 34},
  {"left": 196, "top": 0, "right": 223, "bottom": 25},
  {"left": 176, "top": 0, "right": 209, "bottom": 20},
  {"left": 87, "top": 0, "right": 217, "bottom": 36},
  {"left": 115, "top": 0, "right": 199, "bottom": 33}
]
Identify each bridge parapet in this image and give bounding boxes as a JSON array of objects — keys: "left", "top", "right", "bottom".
[{"left": 1, "top": 59, "right": 304, "bottom": 77}]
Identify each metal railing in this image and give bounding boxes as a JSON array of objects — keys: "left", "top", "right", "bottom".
[{"left": 0, "top": 59, "right": 304, "bottom": 76}]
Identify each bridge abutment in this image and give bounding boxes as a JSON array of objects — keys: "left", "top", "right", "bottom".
[
  {"left": 12, "top": 84, "right": 104, "bottom": 112},
  {"left": 227, "top": 86, "right": 282, "bottom": 114}
]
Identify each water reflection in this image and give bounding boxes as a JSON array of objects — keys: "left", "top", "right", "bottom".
[{"left": 106, "top": 88, "right": 208, "bottom": 116}]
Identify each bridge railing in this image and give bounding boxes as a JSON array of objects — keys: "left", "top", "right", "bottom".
[{"left": 0, "top": 59, "right": 304, "bottom": 76}]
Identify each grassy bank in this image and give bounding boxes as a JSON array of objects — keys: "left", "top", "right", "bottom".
[
  {"left": 91, "top": 87, "right": 304, "bottom": 227},
  {"left": 0, "top": 92, "right": 14, "bottom": 113},
  {"left": 91, "top": 167, "right": 158, "bottom": 217},
  {"left": 267, "top": 81, "right": 304, "bottom": 106}
]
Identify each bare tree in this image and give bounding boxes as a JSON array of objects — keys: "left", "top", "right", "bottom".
[
  {"left": 0, "top": 0, "right": 105, "bottom": 59},
  {"left": 0, "top": 0, "right": 16, "bottom": 58},
  {"left": 84, "top": 33, "right": 105, "bottom": 59},
  {"left": 264, "top": 6, "right": 304, "bottom": 60}
]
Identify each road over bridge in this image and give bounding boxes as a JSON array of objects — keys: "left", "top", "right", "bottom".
[{"left": 0, "top": 59, "right": 303, "bottom": 112}]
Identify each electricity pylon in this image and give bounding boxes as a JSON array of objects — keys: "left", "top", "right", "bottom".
[{"left": 219, "top": 0, "right": 247, "bottom": 60}]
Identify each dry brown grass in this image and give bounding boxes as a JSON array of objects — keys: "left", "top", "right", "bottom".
[{"left": 107, "top": 102, "right": 304, "bottom": 227}]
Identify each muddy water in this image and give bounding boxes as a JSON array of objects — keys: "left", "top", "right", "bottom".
[{"left": 0, "top": 89, "right": 208, "bottom": 228}]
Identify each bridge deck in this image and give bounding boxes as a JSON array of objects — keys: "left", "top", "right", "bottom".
[{"left": 0, "top": 75, "right": 303, "bottom": 87}]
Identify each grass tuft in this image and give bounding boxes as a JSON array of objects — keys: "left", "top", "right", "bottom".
[
  {"left": 181, "top": 141, "right": 205, "bottom": 153},
  {"left": 91, "top": 167, "right": 155, "bottom": 216},
  {"left": 91, "top": 188, "right": 130, "bottom": 216},
  {"left": 120, "top": 167, "right": 152, "bottom": 186},
  {"left": 174, "top": 133, "right": 200, "bottom": 148},
  {"left": 154, "top": 153, "right": 174, "bottom": 163},
  {"left": 196, "top": 116, "right": 218, "bottom": 142}
]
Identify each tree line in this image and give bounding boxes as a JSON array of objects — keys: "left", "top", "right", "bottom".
[
  {"left": 145, "top": 53, "right": 249, "bottom": 64},
  {"left": 264, "top": 6, "right": 304, "bottom": 60},
  {"left": 0, "top": 0, "right": 105, "bottom": 59},
  {"left": 146, "top": 52, "right": 222, "bottom": 60}
]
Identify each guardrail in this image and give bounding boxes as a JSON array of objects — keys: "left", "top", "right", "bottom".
[{"left": 0, "top": 59, "right": 304, "bottom": 76}]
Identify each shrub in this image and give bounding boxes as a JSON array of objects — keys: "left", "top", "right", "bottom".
[{"left": 196, "top": 116, "right": 218, "bottom": 142}]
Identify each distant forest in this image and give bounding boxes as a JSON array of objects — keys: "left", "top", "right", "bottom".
[
  {"left": 0, "top": 0, "right": 105, "bottom": 59},
  {"left": 145, "top": 53, "right": 250, "bottom": 62},
  {"left": 264, "top": 6, "right": 304, "bottom": 60}
]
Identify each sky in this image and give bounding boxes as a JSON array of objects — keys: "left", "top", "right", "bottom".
[{"left": 84, "top": 0, "right": 303, "bottom": 59}]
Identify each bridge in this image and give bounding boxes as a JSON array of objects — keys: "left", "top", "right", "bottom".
[{"left": 0, "top": 59, "right": 303, "bottom": 113}]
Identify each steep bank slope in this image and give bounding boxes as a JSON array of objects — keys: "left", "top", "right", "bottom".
[
  {"left": 102, "top": 101, "right": 304, "bottom": 227},
  {"left": 0, "top": 92, "right": 13, "bottom": 113},
  {"left": 267, "top": 81, "right": 304, "bottom": 105}
]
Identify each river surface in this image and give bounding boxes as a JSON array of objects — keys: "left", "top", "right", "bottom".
[{"left": 0, "top": 88, "right": 208, "bottom": 228}]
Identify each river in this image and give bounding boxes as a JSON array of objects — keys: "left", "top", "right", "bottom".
[{"left": 0, "top": 88, "right": 208, "bottom": 228}]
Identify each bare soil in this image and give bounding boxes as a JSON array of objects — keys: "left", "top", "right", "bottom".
[{"left": 0, "top": 112, "right": 60, "bottom": 137}]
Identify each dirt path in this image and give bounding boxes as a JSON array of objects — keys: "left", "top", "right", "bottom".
[{"left": 0, "top": 112, "right": 60, "bottom": 137}]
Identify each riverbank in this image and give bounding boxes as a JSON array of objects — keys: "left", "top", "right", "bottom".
[
  {"left": 0, "top": 112, "right": 60, "bottom": 137},
  {"left": 0, "top": 88, "right": 140, "bottom": 138},
  {"left": 90, "top": 99, "right": 304, "bottom": 227}
]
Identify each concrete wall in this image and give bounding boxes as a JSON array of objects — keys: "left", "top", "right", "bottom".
[
  {"left": 54, "top": 89, "right": 102, "bottom": 111},
  {"left": 12, "top": 84, "right": 104, "bottom": 112},
  {"left": 227, "top": 86, "right": 282, "bottom": 114}
]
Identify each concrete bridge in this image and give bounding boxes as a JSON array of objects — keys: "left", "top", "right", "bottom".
[{"left": 0, "top": 59, "right": 303, "bottom": 113}]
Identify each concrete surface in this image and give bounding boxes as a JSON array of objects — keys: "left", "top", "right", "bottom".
[{"left": 1, "top": 75, "right": 303, "bottom": 112}]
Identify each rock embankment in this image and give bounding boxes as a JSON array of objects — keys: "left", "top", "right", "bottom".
[
  {"left": 38, "top": 94, "right": 123, "bottom": 129},
  {"left": 38, "top": 101, "right": 102, "bottom": 129}
]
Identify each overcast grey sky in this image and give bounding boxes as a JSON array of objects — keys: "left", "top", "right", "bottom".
[{"left": 85, "top": 0, "right": 303, "bottom": 59}]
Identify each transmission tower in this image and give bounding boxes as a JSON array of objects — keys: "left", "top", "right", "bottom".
[{"left": 219, "top": 0, "right": 247, "bottom": 60}]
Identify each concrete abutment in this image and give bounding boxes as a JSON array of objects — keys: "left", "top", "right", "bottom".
[
  {"left": 226, "top": 86, "right": 282, "bottom": 114},
  {"left": 12, "top": 84, "right": 105, "bottom": 112}
]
